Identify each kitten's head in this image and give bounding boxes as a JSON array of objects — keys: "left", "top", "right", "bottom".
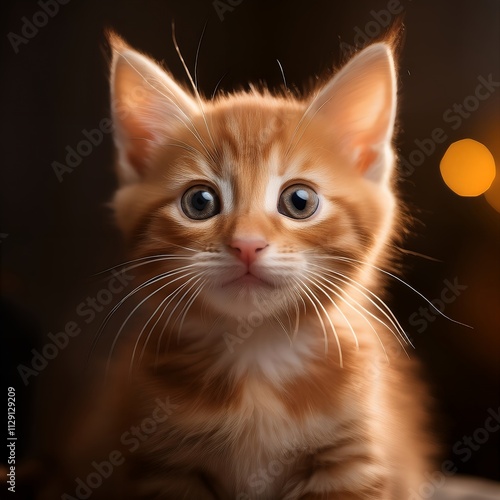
[{"left": 108, "top": 33, "right": 399, "bottom": 319}]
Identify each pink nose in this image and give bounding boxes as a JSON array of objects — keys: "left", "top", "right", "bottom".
[{"left": 229, "top": 239, "right": 268, "bottom": 266}]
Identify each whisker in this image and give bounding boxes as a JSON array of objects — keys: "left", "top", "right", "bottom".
[
  {"left": 292, "top": 298, "right": 300, "bottom": 339},
  {"left": 286, "top": 94, "right": 336, "bottom": 159},
  {"left": 276, "top": 59, "right": 288, "bottom": 91},
  {"left": 292, "top": 278, "right": 327, "bottom": 355},
  {"left": 175, "top": 276, "right": 209, "bottom": 339},
  {"left": 91, "top": 254, "right": 191, "bottom": 277},
  {"left": 130, "top": 270, "right": 201, "bottom": 371},
  {"left": 104, "top": 269, "right": 198, "bottom": 374},
  {"left": 271, "top": 310, "right": 293, "bottom": 346},
  {"left": 284, "top": 99, "right": 316, "bottom": 159},
  {"left": 158, "top": 136, "right": 215, "bottom": 161},
  {"left": 131, "top": 134, "right": 216, "bottom": 169},
  {"left": 284, "top": 86, "right": 335, "bottom": 159},
  {"left": 87, "top": 264, "right": 197, "bottom": 363},
  {"left": 308, "top": 262, "right": 411, "bottom": 346},
  {"left": 194, "top": 21, "right": 208, "bottom": 92},
  {"left": 293, "top": 277, "right": 343, "bottom": 366},
  {"left": 281, "top": 299, "right": 296, "bottom": 341},
  {"left": 171, "top": 21, "right": 203, "bottom": 108},
  {"left": 303, "top": 274, "right": 359, "bottom": 350},
  {"left": 291, "top": 282, "right": 308, "bottom": 314},
  {"left": 116, "top": 48, "right": 218, "bottom": 167},
  {"left": 145, "top": 276, "right": 198, "bottom": 356},
  {"left": 152, "top": 272, "right": 208, "bottom": 363},
  {"left": 171, "top": 22, "right": 220, "bottom": 161},
  {"left": 168, "top": 243, "right": 198, "bottom": 253},
  {"left": 211, "top": 72, "right": 228, "bottom": 99},
  {"left": 306, "top": 270, "right": 395, "bottom": 362},
  {"left": 297, "top": 277, "right": 343, "bottom": 364},
  {"left": 141, "top": 279, "right": 200, "bottom": 368},
  {"left": 322, "top": 255, "right": 472, "bottom": 329},
  {"left": 173, "top": 274, "right": 208, "bottom": 343}
]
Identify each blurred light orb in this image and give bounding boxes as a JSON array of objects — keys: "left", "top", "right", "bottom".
[
  {"left": 485, "top": 171, "right": 500, "bottom": 213},
  {"left": 440, "top": 139, "right": 496, "bottom": 197}
]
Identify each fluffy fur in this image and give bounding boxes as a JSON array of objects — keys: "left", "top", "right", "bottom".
[{"left": 46, "top": 33, "right": 434, "bottom": 500}]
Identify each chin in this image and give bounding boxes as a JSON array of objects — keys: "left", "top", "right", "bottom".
[{"left": 203, "top": 277, "right": 288, "bottom": 319}]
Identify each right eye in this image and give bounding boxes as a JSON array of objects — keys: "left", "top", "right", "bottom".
[
  {"left": 181, "top": 185, "right": 221, "bottom": 220},
  {"left": 278, "top": 184, "right": 319, "bottom": 220}
]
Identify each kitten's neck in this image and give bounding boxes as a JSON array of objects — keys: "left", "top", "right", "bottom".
[{"left": 149, "top": 307, "right": 363, "bottom": 384}]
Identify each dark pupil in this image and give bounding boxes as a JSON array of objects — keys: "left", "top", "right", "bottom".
[
  {"left": 291, "top": 189, "right": 309, "bottom": 211},
  {"left": 192, "top": 191, "right": 212, "bottom": 211}
]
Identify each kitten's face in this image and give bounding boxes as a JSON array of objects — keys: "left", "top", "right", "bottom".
[{"left": 109, "top": 34, "right": 397, "bottom": 319}]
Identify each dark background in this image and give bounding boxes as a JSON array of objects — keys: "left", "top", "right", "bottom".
[{"left": 1, "top": 0, "right": 499, "bottom": 493}]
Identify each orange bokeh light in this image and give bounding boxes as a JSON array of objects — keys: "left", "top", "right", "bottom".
[
  {"left": 485, "top": 171, "right": 500, "bottom": 213},
  {"left": 440, "top": 139, "right": 496, "bottom": 197}
]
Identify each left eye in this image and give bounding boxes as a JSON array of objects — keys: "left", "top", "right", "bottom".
[
  {"left": 181, "top": 185, "right": 221, "bottom": 220},
  {"left": 278, "top": 184, "right": 319, "bottom": 219}
]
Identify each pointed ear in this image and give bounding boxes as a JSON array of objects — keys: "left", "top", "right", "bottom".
[
  {"left": 108, "top": 32, "right": 198, "bottom": 183},
  {"left": 309, "top": 43, "right": 397, "bottom": 183}
]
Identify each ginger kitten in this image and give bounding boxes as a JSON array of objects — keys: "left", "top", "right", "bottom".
[{"left": 51, "top": 33, "right": 433, "bottom": 500}]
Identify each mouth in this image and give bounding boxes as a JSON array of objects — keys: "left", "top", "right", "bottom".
[{"left": 222, "top": 272, "right": 273, "bottom": 288}]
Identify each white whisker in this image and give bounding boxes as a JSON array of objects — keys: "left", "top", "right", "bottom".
[
  {"left": 211, "top": 72, "right": 227, "bottom": 99},
  {"left": 171, "top": 22, "right": 220, "bottom": 161},
  {"left": 92, "top": 254, "right": 191, "bottom": 277},
  {"left": 105, "top": 269, "right": 198, "bottom": 375},
  {"left": 322, "top": 255, "right": 472, "bottom": 329},
  {"left": 169, "top": 243, "right": 198, "bottom": 253},
  {"left": 292, "top": 298, "right": 300, "bottom": 339},
  {"left": 284, "top": 87, "right": 335, "bottom": 159},
  {"left": 130, "top": 270, "right": 202, "bottom": 371},
  {"left": 309, "top": 263, "right": 412, "bottom": 347},
  {"left": 88, "top": 264, "right": 197, "bottom": 363},
  {"left": 271, "top": 311, "right": 293, "bottom": 346},
  {"left": 151, "top": 272, "right": 208, "bottom": 364},
  {"left": 306, "top": 270, "right": 393, "bottom": 362},
  {"left": 175, "top": 277, "right": 209, "bottom": 339},
  {"left": 293, "top": 277, "right": 343, "bottom": 366},
  {"left": 276, "top": 59, "right": 288, "bottom": 90},
  {"left": 117, "top": 48, "right": 218, "bottom": 167},
  {"left": 172, "top": 274, "right": 207, "bottom": 344},
  {"left": 303, "top": 273, "right": 359, "bottom": 351}
]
